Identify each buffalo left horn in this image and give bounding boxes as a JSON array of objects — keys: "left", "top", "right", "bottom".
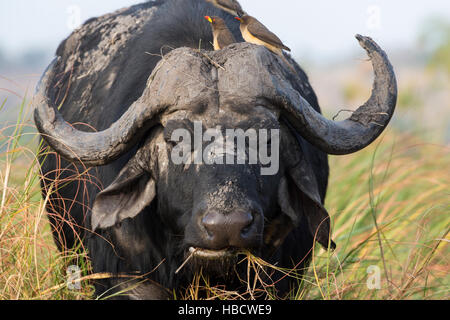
[
  {"left": 33, "top": 57, "right": 167, "bottom": 166},
  {"left": 276, "top": 35, "right": 397, "bottom": 155}
]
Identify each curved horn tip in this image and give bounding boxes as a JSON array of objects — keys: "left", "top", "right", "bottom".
[
  {"left": 355, "top": 34, "right": 365, "bottom": 41},
  {"left": 354, "top": 34, "right": 385, "bottom": 56},
  {"left": 355, "top": 34, "right": 373, "bottom": 44}
]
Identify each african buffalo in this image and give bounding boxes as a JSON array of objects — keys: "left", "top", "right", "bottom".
[{"left": 33, "top": 0, "right": 396, "bottom": 299}]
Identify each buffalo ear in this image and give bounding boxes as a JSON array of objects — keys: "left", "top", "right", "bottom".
[
  {"left": 91, "top": 158, "right": 156, "bottom": 231},
  {"left": 277, "top": 174, "right": 336, "bottom": 250}
]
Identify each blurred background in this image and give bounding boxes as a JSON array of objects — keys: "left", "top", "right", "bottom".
[{"left": 0, "top": 0, "right": 449, "bottom": 142}]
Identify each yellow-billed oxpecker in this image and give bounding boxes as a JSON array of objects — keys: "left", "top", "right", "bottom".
[{"left": 205, "top": 16, "right": 236, "bottom": 50}]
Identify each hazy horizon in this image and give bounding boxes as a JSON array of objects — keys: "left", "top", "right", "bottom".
[{"left": 0, "top": 0, "right": 449, "bottom": 66}]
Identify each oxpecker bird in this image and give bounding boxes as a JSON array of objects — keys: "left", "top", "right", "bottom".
[
  {"left": 205, "top": 16, "right": 236, "bottom": 50},
  {"left": 235, "top": 15, "right": 296, "bottom": 72}
]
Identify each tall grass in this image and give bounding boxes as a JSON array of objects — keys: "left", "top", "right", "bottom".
[
  {"left": 302, "top": 130, "right": 449, "bottom": 300},
  {"left": 0, "top": 95, "right": 94, "bottom": 299},
  {"left": 0, "top": 92, "right": 448, "bottom": 299}
]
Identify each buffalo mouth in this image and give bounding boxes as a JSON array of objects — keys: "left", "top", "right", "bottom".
[
  {"left": 179, "top": 247, "right": 260, "bottom": 278},
  {"left": 188, "top": 247, "right": 239, "bottom": 260},
  {"left": 181, "top": 247, "right": 242, "bottom": 278}
]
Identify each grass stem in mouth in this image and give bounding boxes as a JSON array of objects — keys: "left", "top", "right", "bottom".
[{"left": 175, "top": 248, "right": 198, "bottom": 274}]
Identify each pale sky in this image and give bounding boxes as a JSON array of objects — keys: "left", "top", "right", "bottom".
[{"left": 0, "top": 0, "right": 449, "bottom": 63}]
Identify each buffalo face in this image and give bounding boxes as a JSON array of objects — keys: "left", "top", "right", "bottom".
[
  {"left": 90, "top": 110, "right": 306, "bottom": 276},
  {"left": 161, "top": 115, "right": 281, "bottom": 267}
]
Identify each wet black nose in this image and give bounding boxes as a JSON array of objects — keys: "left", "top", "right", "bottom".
[{"left": 201, "top": 210, "right": 259, "bottom": 249}]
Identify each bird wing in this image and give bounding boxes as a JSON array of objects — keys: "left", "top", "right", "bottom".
[
  {"left": 247, "top": 20, "right": 291, "bottom": 52},
  {"left": 217, "top": 29, "right": 236, "bottom": 49}
]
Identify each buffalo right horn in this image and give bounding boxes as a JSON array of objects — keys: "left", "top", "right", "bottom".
[{"left": 276, "top": 35, "right": 397, "bottom": 155}]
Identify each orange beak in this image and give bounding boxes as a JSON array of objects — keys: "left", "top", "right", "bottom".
[
  {"left": 205, "top": 16, "right": 213, "bottom": 23},
  {"left": 235, "top": 17, "right": 241, "bottom": 22}
]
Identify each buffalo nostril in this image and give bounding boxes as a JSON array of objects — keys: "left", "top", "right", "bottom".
[
  {"left": 201, "top": 211, "right": 221, "bottom": 238},
  {"left": 240, "top": 214, "right": 254, "bottom": 236}
]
